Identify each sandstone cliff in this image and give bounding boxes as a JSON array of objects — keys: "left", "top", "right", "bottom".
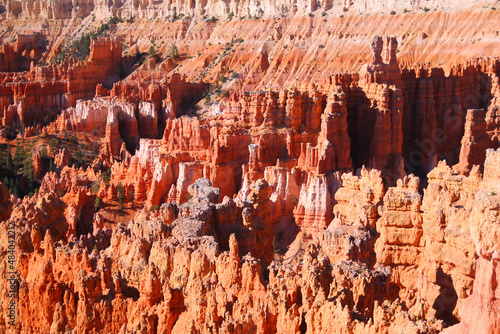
[
  {"left": 2, "top": 0, "right": 497, "bottom": 21},
  {"left": 1, "top": 2, "right": 500, "bottom": 334}
]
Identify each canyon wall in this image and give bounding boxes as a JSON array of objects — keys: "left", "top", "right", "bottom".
[
  {"left": 1, "top": 0, "right": 497, "bottom": 20},
  {"left": 0, "top": 37, "right": 121, "bottom": 128},
  {"left": 1, "top": 2, "right": 500, "bottom": 334},
  {"left": 2, "top": 149, "right": 499, "bottom": 333}
]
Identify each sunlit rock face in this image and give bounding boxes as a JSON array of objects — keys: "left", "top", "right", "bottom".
[{"left": 2, "top": 2, "right": 500, "bottom": 333}]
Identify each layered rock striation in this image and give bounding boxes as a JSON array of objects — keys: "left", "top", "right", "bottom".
[{"left": 2, "top": 3, "right": 500, "bottom": 334}]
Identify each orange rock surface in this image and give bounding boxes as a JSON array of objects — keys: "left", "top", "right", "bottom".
[{"left": 2, "top": 2, "right": 500, "bottom": 334}]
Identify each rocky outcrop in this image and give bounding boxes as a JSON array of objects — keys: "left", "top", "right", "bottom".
[
  {"left": 0, "top": 35, "right": 46, "bottom": 72},
  {"left": 297, "top": 88, "right": 352, "bottom": 174},
  {"left": 0, "top": 44, "right": 19, "bottom": 72},
  {"left": 0, "top": 38, "right": 121, "bottom": 129},
  {"left": 454, "top": 109, "right": 490, "bottom": 173},
  {"left": 442, "top": 148, "right": 500, "bottom": 333},
  {"left": 3, "top": 3, "right": 500, "bottom": 333},
  {"left": 375, "top": 175, "right": 422, "bottom": 267},
  {"left": 373, "top": 175, "right": 425, "bottom": 316},
  {"left": 486, "top": 73, "right": 500, "bottom": 147},
  {"left": 5, "top": 0, "right": 94, "bottom": 19},
  {"left": 416, "top": 161, "right": 479, "bottom": 324},
  {"left": 321, "top": 167, "right": 385, "bottom": 266},
  {"left": 5, "top": 144, "right": 500, "bottom": 334},
  {"left": 138, "top": 101, "right": 158, "bottom": 139},
  {"left": 3, "top": 0, "right": 495, "bottom": 21},
  {"left": 0, "top": 183, "right": 12, "bottom": 222},
  {"left": 104, "top": 109, "right": 124, "bottom": 157},
  {"left": 292, "top": 172, "right": 341, "bottom": 234},
  {"left": 54, "top": 148, "right": 69, "bottom": 169},
  {"left": 110, "top": 74, "right": 206, "bottom": 135},
  {"left": 335, "top": 168, "right": 385, "bottom": 228},
  {"left": 2, "top": 173, "right": 448, "bottom": 333}
]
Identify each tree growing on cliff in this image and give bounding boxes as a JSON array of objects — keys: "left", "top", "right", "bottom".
[
  {"left": 149, "top": 44, "right": 157, "bottom": 58},
  {"left": 170, "top": 45, "right": 179, "bottom": 59},
  {"left": 204, "top": 93, "right": 211, "bottom": 104},
  {"left": 3, "top": 177, "right": 11, "bottom": 191},
  {"left": 171, "top": 7, "right": 180, "bottom": 22},
  {"left": 13, "top": 143, "right": 24, "bottom": 169},
  {"left": 94, "top": 197, "right": 100, "bottom": 212},
  {"left": 25, "top": 157, "right": 34, "bottom": 182},
  {"left": 90, "top": 180, "right": 100, "bottom": 194},
  {"left": 6, "top": 143, "right": 12, "bottom": 171},
  {"left": 49, "top": 137, "right": 57, "bottom": 153},
  {"left": 102, "top": 168, "right": 111, "bottom": 185},
  {"left": 74, "top": 143, "right": 88, "bottom": 167},
  {"left": 93, "top": 141, "right": 99, "bottom": 159},
  {"left": 117, "top": 182, "right": 125, "bottom": 211},
  {"left": 129, "top": 186, "right": 135, "bottom": 204},
  {"left": 53, "top": 16, "right": 120, "bottom": 64}
]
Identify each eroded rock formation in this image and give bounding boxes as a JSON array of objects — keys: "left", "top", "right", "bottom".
[{"left": 2, "top": 3, "right": 500, "bottom": 334}]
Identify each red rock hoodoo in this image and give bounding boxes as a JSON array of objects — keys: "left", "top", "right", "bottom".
[{"left": 2, "top": 1, "right": 500, "bottom": 333}]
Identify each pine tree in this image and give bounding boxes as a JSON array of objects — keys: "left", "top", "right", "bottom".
[
  {"left": 49, "top": 137, "right": 57, "bottom": 153},
  {"left": 117, "top": 182, "right": 124, "bottom": 211},
  {"left": 148, "top": 44, "right": 156, "bottom": 58},
  {"left": 129, "top": 186, "right": 135, "bottom": 203},
  {"left": 25, "top": 156, "right": 36, "bottom": 191},
  {"left": 13, "top": 143, "right": 22, "bottom": 169},
  {"left": 6, "top": 143, "right": 13, "bottom": 171},
  {"left": 40, "top": 146, "right": 47, "bottom": 158},
  {"left": 93, "top": 141, "right": 99, "bottom": 159},
  {"left": 13, "top": 178, "right": 20, "bottom": 198},
  {"left": 94, "top": 197, "right": 100, "bottom": 212},
  {"left": 170, "top": 45, "right": 179, "bottom": 59}
]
